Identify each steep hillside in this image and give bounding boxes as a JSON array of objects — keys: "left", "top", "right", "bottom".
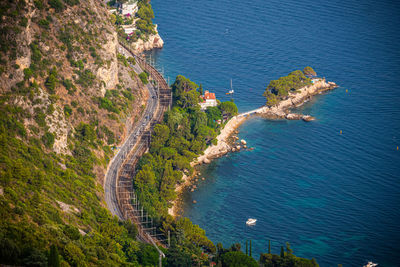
[{"left": 0, "top": 0, "right": 159, "bottom": 265}]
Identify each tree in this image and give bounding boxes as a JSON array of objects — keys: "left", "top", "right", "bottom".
[
  {"left": 48, "top": 244, "right": 60, "bottom": 267},
  {"left": 280, "top": 246, "right": 285, "bottom": 258},
  {"left": 303, "top": 66, "right": 317, "bottom": 77},
  {"left": 218, "top": 101, "right": 238, "bottom": 117},
  {"left": 150, "top": 124, "right": 170, "bottom": 152},
  {"left": 245, "top": 240, "right": 248, "bottom": 256},
  {"left": 268, "top": 239, "right": 271, "bottom": 254},
  {"left": 249, "top": 239, "right": 252, "bottom": 257},
  {"left": 171, "top": 75, "right": 198, "bottom": 106},
  {"left": 205, "top": 106, "right": 222, "bottom": 127},
  {"left": 286, "top": 242, "right": 293, "bottom": 256},
  {"left": 45, "top": 68, "right": 58, "bottom": 94},
  {"left": 199, "top": 83, "right": 204, "bottom": 95},
  {"left": 220, "top": 251, "right": 258, "bottom": 267},
  {"left": 139, "top": 72, "right": 148, "bottom": 84}
]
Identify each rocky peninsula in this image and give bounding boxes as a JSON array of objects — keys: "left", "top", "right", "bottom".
[{"left": 168, "top": 77, "right": 337, "bottom": 217}]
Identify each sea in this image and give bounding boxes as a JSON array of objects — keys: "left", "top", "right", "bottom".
[{"left": 146, "top": 0, "right": 400, "bottom": 265}]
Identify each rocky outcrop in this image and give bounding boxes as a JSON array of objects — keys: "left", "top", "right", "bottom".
[
  {"left": 97, "top": 31, "right": 119, "bottom": 97},
  {"left": 259, "top": 79, "right": 337, "bottom": 120},
  {"left": 130, "top": 25, "right": 164, "bottom": 53}
]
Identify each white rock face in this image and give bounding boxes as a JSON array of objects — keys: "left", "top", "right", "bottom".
[
  {"left": 130, "top": 25, "right": 164, "bottom": 53},
  {"left": 97, "top": 32, "right": 119, "bottom": 97}
]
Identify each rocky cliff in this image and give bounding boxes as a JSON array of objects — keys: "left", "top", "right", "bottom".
[
  {"left": 129, "top": 25, "right": 164, "bottom": 53},
  {"left": 0, "top": 1, "right": 153, "bottom": 265}
]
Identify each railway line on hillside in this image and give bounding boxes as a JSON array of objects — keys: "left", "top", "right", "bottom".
[{"left": 104, "top": 42, "right": 172, "bottom": 251}]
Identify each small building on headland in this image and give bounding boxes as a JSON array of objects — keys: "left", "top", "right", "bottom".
[
  {"left": 122, "top": 25, "right": 137, "bottom": 35},
  {"left": 199, "top": 90, "right": 218, "bottom": 110},
  {"left": 121, "top": 0, "right": 138, "bottom": 16}
]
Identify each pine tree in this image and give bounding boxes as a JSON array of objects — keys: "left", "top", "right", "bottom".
[
  {"left": 245, "top": 240, "right": 248, "bottom": 256},
  {"left": 268, "top": 240, "right": 271, "bottom": 254},
  {"left": 48, "top": 245, "right": 60, "bottom": 267},
  {"left": 280, "top": 246, "right": 285, "bottom": 258}
]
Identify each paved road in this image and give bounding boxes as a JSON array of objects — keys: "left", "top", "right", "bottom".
[{"left": 104, "top": 45, "right": 159, "bottom": 220}]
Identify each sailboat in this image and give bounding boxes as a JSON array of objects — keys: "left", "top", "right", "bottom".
[{"left": 226, "top": 79, "right": 234, "bottom": 95}]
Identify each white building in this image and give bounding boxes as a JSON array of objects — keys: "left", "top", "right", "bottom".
[
  {"left": 122, "top": 25, "right": 137, "bottom": 35},
  {"left": 199, "top": 90, "right": 218, "bottom": 110},
  {"left": 121, "top": 0, "right": 138, "bottom": 16}
]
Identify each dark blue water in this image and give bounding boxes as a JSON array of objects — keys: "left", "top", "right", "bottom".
[{"left": 149, "top": 0, "right": 400, "bottom": 265}]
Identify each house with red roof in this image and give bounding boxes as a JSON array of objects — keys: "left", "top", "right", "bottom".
[{"left": 199, "top": 90, "right": 218, "bottom": 110}]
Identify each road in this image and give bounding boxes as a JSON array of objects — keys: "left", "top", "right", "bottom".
[{"left": 104, "top": 44, "right": 159, "bottom": 220}]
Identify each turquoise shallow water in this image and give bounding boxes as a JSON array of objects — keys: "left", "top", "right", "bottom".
[{"left": 148, "top": 0, "right": 400, "bottom": 265}]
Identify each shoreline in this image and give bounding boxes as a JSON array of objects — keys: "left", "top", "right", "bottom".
[{"left": 168, "top": 78, "right": 337, "bottom": 217}]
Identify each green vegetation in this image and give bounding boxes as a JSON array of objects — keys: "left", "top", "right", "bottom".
[
  {"left": 139, "top": 71, "right": 149, "bottom": 84},
  {"left": 263, "top": 69, "right": 313, "bottom": 107},
  {"left": 131, "top": 75, "right": 239, "bottom": 263},
  {"left": 112, "top": 0, "right": 157, "bottom": 42},
  {"left": 0, "top": 98, "right": 160, "bottom": 266},
  {"left": 97, "top": 88, "right": 135, "bottom": 115},
  {"left": 303, "top": 66, "right": 317, "bottom": 77},
  {"left": 259, "top": 242, "right": 319, "bottom": 267}
]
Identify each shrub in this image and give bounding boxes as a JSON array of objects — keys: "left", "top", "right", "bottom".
[
  {"left": 38, "top": 19, "right": 50, "bottom": 29},
  {"left": 48, "top": 0, "right": 64, "bottom": 12},
  {"left": 64, "top": 105, "right": 72, "bottom": 117},
  {"left": 41, "top": 132, "right": 55, "bottom": 148},
  {"left": 139, "top": 72, "right": 148, "bottom": 84},
  {"left": 23, "top": 68, "right": 33, "bottom": 80}
]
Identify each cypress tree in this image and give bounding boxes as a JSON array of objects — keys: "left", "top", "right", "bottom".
[
  {"left": 268, "top": 240, "right": 271, "bottom": 254},
  {"left": 199, "top": 83, "right": 204, "bottom": 96},
  {"left": 245, "top": 240, "right": 248, "bottom": 256},
  {"left": 48, "top": 244, "right": 60, "bottom": 267},
  {"left": 249, "top": 240, "right": 252, "bottom": 257},
  {"left": 280, "top": 246, "right": 285, "bottom": 258}
]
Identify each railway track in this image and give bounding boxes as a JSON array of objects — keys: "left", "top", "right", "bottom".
[{"left": 104, "top": 42, "right": 171, "bottom": 250}]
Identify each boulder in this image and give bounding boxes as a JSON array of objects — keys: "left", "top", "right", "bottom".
[
  {"left": 236, "top": 145, "right": 241, "bottom": 150},
  {"left": 241, "top": 139, "right": 247, "bottom": 145},
  {"left": 286, "top": 113, "right": 302, "bottom": 120},
  {"left": 302, "top": 115, "right": 315, "bottom": 122},
  {"left": 203, "top": 158, "right": 211, "bottom": 164}
]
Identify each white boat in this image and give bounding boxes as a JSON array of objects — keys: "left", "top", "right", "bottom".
[
  {"left": 226, "top": 79, "right": 234, "bottom": 95},
  {"left": 363, "top": 262, "right": 378, "bottom": 267},
  {"left": 246, "top": 218, "right": 257, "bottom": 225}
]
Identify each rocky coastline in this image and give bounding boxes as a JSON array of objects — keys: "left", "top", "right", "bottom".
[
  {"left": 130, "top": 26, "right": 164, "bottom": 53},
  {"left": 168, "top": 78, "right": 337, "bottom": 217}
]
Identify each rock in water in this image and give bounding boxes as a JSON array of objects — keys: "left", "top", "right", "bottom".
[
  {"left": 302, "top": 115, "right": 315, "bottom": 122},
  {"left": 286, "top": 113, "right": 302, "bottom": 120},
  {"left": 241, "top": 139, "right": 247, "bottom": 145}
]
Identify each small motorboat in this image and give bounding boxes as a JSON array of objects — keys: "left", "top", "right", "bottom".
[
  {"left": 363, "top": 262, "right": 378, "bottom": 267},
  {"left": 246, "top": 218, "right": 257, "bottom": 225}
]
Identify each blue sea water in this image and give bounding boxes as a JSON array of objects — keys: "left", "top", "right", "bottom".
[{"left": 148, "top": 0, "right": 400, "bottom": 265}]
